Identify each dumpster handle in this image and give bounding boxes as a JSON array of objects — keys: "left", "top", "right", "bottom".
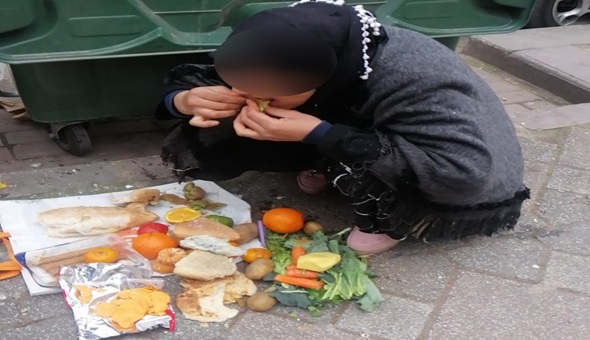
[{"left": 127, "top": 0, "right": 232, "bottom": 48}]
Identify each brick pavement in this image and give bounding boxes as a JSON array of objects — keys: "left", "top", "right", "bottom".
[{"left": 1, "top": 58, "right": 590, "bottom": 339}]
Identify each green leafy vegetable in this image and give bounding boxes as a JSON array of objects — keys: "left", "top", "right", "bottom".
[
  {"left": 265, "top": 229, "right": 384, "bottom": 315},
  {"left": 268, "top": 287, "right": 313, "bottom": 308},
  {"left": 357, "top": 278, "right": 385, "bottom": 312},
  {"left": 265, "top": 232, "right": 294, "bottom": 274}
]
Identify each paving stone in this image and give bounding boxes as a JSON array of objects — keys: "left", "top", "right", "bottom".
[
  {"left": 470, "top": 67, "right": 505, "bottom": 83},
  {"left": 559, "top": 127, "right": 590, "bottom": 169},
  {"left": 0, "top": 314, "right": 79, "bottom": 340},
  {"left": 427, "top": 271, "right": 590, "bottom": 340},
  {"left": 446, "top": 236, "right": 545, "bottom": 281},
  {"left": 545, "top": 251, "right": 590, "bottom": 294},
  {"left": 336, "top": 294, "right": 433, "bottom": 340},
  {"left": 537, "top": 222, "right": 590, "bottom": 256},
  {"left": 370, "top": 252, "right": 455, "bottom": 301},
  {"left": 0, "top": 117, "right": 39, "bottom": 133},
  {"left": 496, "top": 90, "right": 542, "bottom": 105},
  {"left": 523, "top": 161, "right": 550, "bottom": 201},
  {"left": 18, "top": 292, "right": 70, "bottom": 322},
  {"left": 0, "top": 274, "right": 30, "bottom": 300},
  {"left": 0, "top": 158, "right": 165, "bottom": 199},
  {"left": 511, "top": 104, "right": 590, "bottom": 131},
  {"left": 547, "top": 166, "right": 590, "bottom": 195},
  {"left": 516, "top": 209, "right": 549, "bottom": 234},
  {"left": 149, "top": 314, "right": 233, "bottom": 340},
  {"left": 0, "top": 146, "right": 13, "bottom": 161},
  {"left": 538, "top": 189, "right": 590, "bottom": 226},
  {"left": 487, "top": 80, "right": 524, "bottom": 93},
  {"left": 521, "top": 100, "right": 559, "bottom": 111},
  {"left": 5, "top": 129, "right": 50, "bottom": 145},
  {"left": 12, "top": 141, "right": 65, "bottom": 160},
  {"left": 0, "top": 298, "right": 26, "bottom": 329},
  {"left": 519, "top": 137, "right": 558, "bottom": 163},
  {"left": 230, "top": 313, "right": 359, "bottom": 340},
  {"left": 270, "top": 303, "right": 344, "bottom": 324},
  {"left": 504, "top": 103, "right": 531, "bottom": 123}
]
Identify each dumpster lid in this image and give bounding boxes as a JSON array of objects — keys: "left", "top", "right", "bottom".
[{"left": 0, "top": 0, "right": 535, "bottom": 64}]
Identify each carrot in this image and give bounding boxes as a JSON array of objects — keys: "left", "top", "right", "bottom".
[
  {"left": 285, "top": 268, "right": 319, "bottom": 279},
  {"left": 291, "top": 246, "right": 306, "bottom": 265},
  {"left": 286, "top": 264, "right": 297, "bottom": 271},
  {"left": 274, "top": 274, "right": 324, "bottom": 290}
]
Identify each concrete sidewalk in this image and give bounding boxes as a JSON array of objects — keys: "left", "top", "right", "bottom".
[
  {"left": 463, "top": 25, "right": 590, "bottom": 104},
  {"left": 1, "top": 57, "right": 590, "bottom": 339}
]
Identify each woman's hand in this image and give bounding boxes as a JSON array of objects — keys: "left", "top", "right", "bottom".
[
  {"left": 233, "top": 99, "right": 322, "bottom": 142},
  {"left": 174, "top": 86, "right": 247, "bottom": 128}
]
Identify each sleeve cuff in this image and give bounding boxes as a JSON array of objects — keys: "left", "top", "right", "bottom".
[
  {"left": 316, "top": 123, "right": 357, "bottom": 155},
  {"left": 302, "top": 121, "right": 332, "bottom": 144},
  {"left": 164, "top": 90, "right": 188, "bottom": 118}
]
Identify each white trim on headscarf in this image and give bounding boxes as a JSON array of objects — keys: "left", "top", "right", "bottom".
[{"left": 289, "top": 0, "right": 382, "bottom": 80}]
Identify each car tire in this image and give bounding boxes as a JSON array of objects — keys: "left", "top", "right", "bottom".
[{"left": 526, "top": 0, "right": 590, "bottom": 28}]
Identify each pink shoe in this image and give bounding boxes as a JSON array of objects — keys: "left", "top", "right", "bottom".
[
  {"left": 347, "top": 227, "right": 400, "bottom": 254},
  {"left": 297, "top": 170, "right": 329, "bottom": 195}
]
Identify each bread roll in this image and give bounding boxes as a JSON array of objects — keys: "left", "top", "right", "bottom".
[
  {"left": 37, "top": 206, "right": 158, "bottom": 237},
  {"left": 170, "top": 218, "right": 240, "bottom": 242}
]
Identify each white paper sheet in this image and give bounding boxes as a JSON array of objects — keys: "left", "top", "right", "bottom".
[{"left": 0, "top": 181, "right": 258, "bottom": 295}]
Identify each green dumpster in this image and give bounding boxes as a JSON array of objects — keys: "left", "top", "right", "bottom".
[{"left": 0, "top": 0, "right": 536, "bottom": 156}]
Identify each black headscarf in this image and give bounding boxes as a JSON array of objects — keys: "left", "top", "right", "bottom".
[{"left": 212, "top": 1, "right": 386, "bottom": 104}]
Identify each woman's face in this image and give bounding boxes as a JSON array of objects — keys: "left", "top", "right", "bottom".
[{"left": 232, "top": 88, "right": 315, "bottom": 109}]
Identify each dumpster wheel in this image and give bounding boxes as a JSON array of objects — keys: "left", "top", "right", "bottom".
[{"left": 54, "top": 124, "right": 92, "bottom": 156}]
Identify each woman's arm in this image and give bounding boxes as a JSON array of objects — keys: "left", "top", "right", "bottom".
[
  {"left": 155, "top": 64, "right": 229, "bottom": 120},
  {"left": 311, "top": 86, "right": 494, "bottom": 201}
]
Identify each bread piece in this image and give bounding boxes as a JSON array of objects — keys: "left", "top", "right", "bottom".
[
  {"left": 37, "top": 206, "right": 158, "bottom": 237},
  {"left": 176, "top": 283, "right": 238, "bottom": 323},
  {"left": 112, "top": 188, "right": 160, "bottom": 206},
  {"left": 170, "top": 218, "right": 240, "bottom": 242},
  {"left": 180, "top": 235, "right": 245, "bottom": 257},
  {"left": 180, "top": 272, "right": 257, "bottom": 304},
  {"left": 176, "top": 272, "right": 256, "bottom": 322},
  {"left": 173, "top": 250, "right": 236, "bottom": 281}
]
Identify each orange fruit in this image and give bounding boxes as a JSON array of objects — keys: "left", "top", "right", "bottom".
[
  {"left": 83, "top": 247, "right": 119, "bottom": 263},
  {"left": 242, "top": 248, "right": 272, "bottom": 263},
  {"left": 262, "top": 208, "right": 305, "bottom": 234},
  {"left": 132, "top": 232, "right": 178, "bottom": 260},
  {"left": 164, "top": 207, "right": 201, "bottom": 224}
]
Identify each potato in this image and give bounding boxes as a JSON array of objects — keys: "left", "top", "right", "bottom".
[
  {"left": 303, "top": 221, "right": 324, "bottom": 236},
  {"left": 233, "top": 223, "right": 259, "bottom": 245},
  {"left": 246, "top": 292, "right": 276, "bottom": 312},
  {"left": 245, "top": 258, "right": 275, "bottom": 280}
]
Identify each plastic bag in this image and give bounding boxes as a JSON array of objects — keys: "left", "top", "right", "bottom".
[{"left": 59, "top": 262, "right": 175, "bottom": 340}]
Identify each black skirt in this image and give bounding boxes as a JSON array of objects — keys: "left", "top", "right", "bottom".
[{"left": 167, "top": 136, "right": 530, "bottom": 243}]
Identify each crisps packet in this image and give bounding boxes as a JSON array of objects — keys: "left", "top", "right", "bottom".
[{"left": 59, "top": 262, "right": 175, "bottom": 340}]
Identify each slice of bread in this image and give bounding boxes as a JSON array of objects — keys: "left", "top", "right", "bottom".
[
  {"left": 176, "top": 283, "right": 238, "bottom": 323},
  {"left": 173, "top": 250, "right": 237, "bottom": 281},
  {"left": 180, "top": 235, "right": 245, "bottom": 257},
  {"left": 176, "top": 272, "right": 257, "bottom": 322},
  {"left": 170, "top": 217, "right": 240, "bottom": 242},
  {"left": 180, "top": 272, "right": 257, "bottom": 304}
]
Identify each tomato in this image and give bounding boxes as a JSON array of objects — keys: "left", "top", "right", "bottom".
[
  {"left": 242, "top": 248, "right": 272, "bottom": 263},
  {"left": 137, "top": 222, "right": 169, "bottom": 235}
]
